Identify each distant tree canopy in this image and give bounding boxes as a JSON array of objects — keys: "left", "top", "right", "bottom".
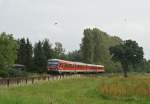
[
  {"left": 67, "top": 50, "right": 81, "bottom": 62},
  {"left": 109, "top": 40, "right": 144, "bottom": 77},
  {"left": 80, "top": 28, "right": 123, "bottom": 72},
  {"left": 53, "top": 42, "right": 66, "bottom": 59},
  {"left": 133, "top": 59, "right": 150, "bottom": 73},
  {"left": 0, "top": 32, "right": 18, "bottom": 76}
]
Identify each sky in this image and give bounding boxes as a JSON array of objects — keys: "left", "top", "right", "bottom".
[{"left": 0, "top": 0, "right": 150, "bottom": 59}]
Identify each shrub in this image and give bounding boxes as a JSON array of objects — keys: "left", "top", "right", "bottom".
[
  {"left": 0, "top": 69, "right": 8, "bottom": 77},
  {"left": 7, "top": 68, "right": 28, "bottom": 77}
]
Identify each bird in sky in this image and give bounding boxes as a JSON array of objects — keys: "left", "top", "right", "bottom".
[{"left": 54, "top": 22, "right": 58, "bottom": 25}]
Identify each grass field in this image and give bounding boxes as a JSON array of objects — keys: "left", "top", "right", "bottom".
[{"left": 0, "top": 74, "right": 150, "bottom": 104}]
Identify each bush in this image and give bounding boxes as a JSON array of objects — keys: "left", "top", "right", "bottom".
[
  {"left": 0, "top": 69, "right": 8, "bottom": 77},
  {"left": 7, "top": 68, "right": 28, "bottom": 77}
]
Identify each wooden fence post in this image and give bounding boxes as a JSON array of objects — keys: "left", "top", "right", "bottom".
[
  {"left": 32, "top": 78, "right": 34, "bottom": 84},
  {"left": 17, "top": 78, "right": 19, "bottom": 85},
  {"left": 25, "top": 78, "right": 28, "bottom": 84},
  {"left": 7, "top": 79, "right": 10, "bottom": 87},
  {"left": 48, "top": 76, "right": 50, "bottom": 80}
]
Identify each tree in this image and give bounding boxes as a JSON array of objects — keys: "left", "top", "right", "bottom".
[
  {"left": 80, "top": 28, "right": 122, "bottom": 72},
  {"left": 16, "top": 38, "right": 26, "bottom": 65},
  {"left": 80, "top": 29, "right": 94, "bottom": 63},
  {"left": 67, "top": 50, "right": 81, "bottom": 61},
  {"left": 33, "top": 41, "right": 46, "bottom": 73},
  {"left": 109, "top": 40, "right": 144, "bottom": 77},
  {"left": 42, "top": 39, "right": 53, "bottom": 60},
  {"left": 53, "top": 42, "right": 65, "bottom": 59},
  {"left": 25, "top": 38, "right": 33, "bottom": 69},
  {"left": 16, "top": 38, "right": 33, "bottom": 70},
  {"left": 92, "top": 28, "right": 102, "bottom": 64},
  {"left": 0, "top": 32, "right": 18, "bottom": 76}
]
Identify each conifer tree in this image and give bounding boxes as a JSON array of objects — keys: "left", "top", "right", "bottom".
[
  {"left": 43, "top": 39, "right": 53, "bottom": 60},
  {"left": 25, "top": 38, "right": 33, "bottom": 69},
  {"left": 16, "top": 38, "right": 26, "bottom": 65},
  {"left": 33, "top": 41, "right": 46, "bottom": 72},
  {"left": 16, "top": 38, "right": 33, "bottom": 70}
]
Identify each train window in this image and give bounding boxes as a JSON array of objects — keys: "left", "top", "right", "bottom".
[
  {"left": 48, "top": 61, "right": 58, "bottom": 67},
  {"left": 70, "top": 64, "right": 74, "bottom": 68},
  {"left": 64, "top": 64, "right": 72, "bottom": 68},
  {"left": 64, "top": 64, "right": 68, "bottom": 68},
  {"left": 67, "top": 64, "right": 70, "bottom": 68},
  {"left": 60, "top": 63, "right": 64, "bottom": 67},
  {"left": 70, "top": 64, "right": 73, "bottom": 68}
]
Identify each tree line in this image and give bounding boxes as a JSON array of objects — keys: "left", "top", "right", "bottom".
[
  {"left": 80, "top": 28, "right": 150, "bottom": 77},
  {"left": 0, "top": 28, "right": 150, "bottom": 77},
  {"left": 16, "top": 38, "right": 67, "bottom": 73},
  {"left": 0, "top": 32, "right": 67, "bottom": 77}
]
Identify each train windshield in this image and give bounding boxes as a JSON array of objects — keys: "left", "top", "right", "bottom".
[{"left": 48, "top": 61, "right": 59, "bottom": 67}]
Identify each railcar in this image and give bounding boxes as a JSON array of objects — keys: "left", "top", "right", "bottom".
[{"left": 48, "top": 59, "right": 104, "bottom": 73}]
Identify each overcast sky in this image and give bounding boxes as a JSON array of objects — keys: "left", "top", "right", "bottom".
[{"left": 0, "top": 0, "right": 150, "bottom": 59}]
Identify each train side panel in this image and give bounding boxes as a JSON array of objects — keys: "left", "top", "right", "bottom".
[{"left": 48, "top": 59, "right": 105, "bottom": 73}]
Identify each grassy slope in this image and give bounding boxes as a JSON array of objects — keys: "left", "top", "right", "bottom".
[{"left": 0, "top": 74, "right": 150, "bottom": 104}]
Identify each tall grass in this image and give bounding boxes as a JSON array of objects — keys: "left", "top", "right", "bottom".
[
  {"left": 0, "top": 74, "right": 150, "bottom": 104},
  {"left": 98, "top": 75, "right": 150, "bottom": 97}
]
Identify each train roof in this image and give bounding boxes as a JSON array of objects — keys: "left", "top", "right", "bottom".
[
  {"left": 48, "top": 59, "right": 75, "bottom": 64},
  {"left": 48, "top": 59, "right": 104, "bottom": 67},
  {"left": 86, "top": 64, "right": 104, "bottom": 67},
  {"left": 48, "top": 59, "right": 61, "bottom": 62}
]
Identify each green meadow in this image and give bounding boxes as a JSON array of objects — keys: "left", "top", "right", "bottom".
[{"left": 0, "top": 74, "right": 150, "bottom": 104}]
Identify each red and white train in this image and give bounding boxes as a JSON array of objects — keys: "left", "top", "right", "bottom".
[{"left": 48, "top": 59, "right": 104, "bottom": 73}]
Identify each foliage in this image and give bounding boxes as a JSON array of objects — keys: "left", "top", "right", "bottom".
[
  {"left": 53, "top": 42, "right": 66, "bottom": 59},
  {"left": 130, "top": 59, "right": 150, "bottom": 73},
  {"left": 109, "top": 40, "right": 144, "bottom": 77},
  {"left": 81, "top": 29, "right": 94, "bottom": 63},
  {"left": 92, "top": 29, "right": 102, "bottom": 64},
  {"left": 26, "top": 38, "right": 33, "bottom": 70},
  {"left": 16, "top": 38, "right": 66, "bottom": 73},
  {"left": 0, "top": 69, "right": 8, "bottom": 77},
  {"left": 42, "top": 39, "right": 53, "bottom": 60},
  {"left": 33, "top": 41, "right": 47, "bottom": 73},
  {"left": 80, "top": 28, "right": 123, "bottom": 72},
  {"left": 0, "top": 28, "right": 149, "bottom": 75},
  {"left": 67, "top": 50, "right": 82, "bottom": 61},
  {"left": 16, "top": 38, "right": 33, "bottom": 70},
  {"left": 7, "top": 68, "right": 27, "bottom": 77},
  {"left": 0, "top": 32, "right": 18, "bottom": 76}
]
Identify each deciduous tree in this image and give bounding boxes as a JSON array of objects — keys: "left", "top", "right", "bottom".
[
  {"left": 0, "top": 32, "right": 18, "bottom": 76},
  {"left": 109, "top": 40, "right": 144, "bottom": 77}
]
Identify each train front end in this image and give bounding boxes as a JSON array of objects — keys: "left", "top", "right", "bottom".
[{"left": 48, "top": 59, "right": 60, "bottom": 73}]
